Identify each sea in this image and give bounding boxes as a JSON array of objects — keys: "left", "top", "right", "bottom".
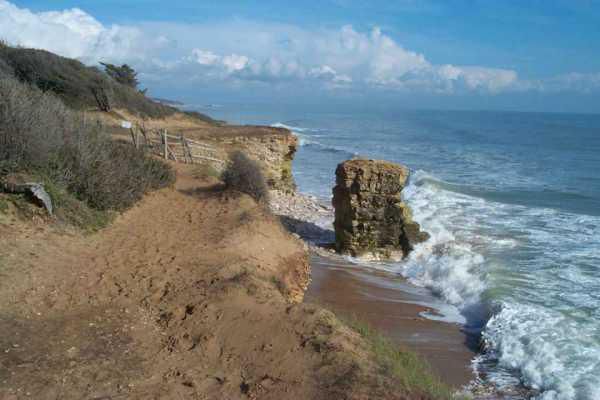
[{"left": 198, "top": 103, "right": 600, "bottom": 400}]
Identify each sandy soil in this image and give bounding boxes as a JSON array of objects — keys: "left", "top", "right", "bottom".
[{"left": 0, "top": 164, "right": 425, "bottom": 400}]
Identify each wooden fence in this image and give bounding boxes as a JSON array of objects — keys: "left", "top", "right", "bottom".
[{"left": 129, "top": 125, "right": 224, "bottom": 165}]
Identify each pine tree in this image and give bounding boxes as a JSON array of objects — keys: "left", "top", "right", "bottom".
[{"left": 100, "top": 62, "right": 139, "bottom": 88}]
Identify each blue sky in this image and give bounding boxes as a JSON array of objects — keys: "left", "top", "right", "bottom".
[{"left": 2, "top": 0, "right": 600, "bottom": 112}]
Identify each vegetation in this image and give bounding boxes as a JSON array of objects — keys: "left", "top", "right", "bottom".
[
  {"left": 0, "top": 75, "right": 174, "bottom": 227},
  {"left": 183, "top": 110, "right": 223, "bottom": 125},
  {"left": 222, "top": 151, "right": 269, "bottom": 204},
  {"left": 0, "top": 44, "right": 173, "bottom": 118},
  {"left": 100, "top": 62, "right": 139, "bottom": 88},
  {"left": 192, "top": 163, "right": 221, "bottom": 180},
  {"left": 0, "top": 195, "right": 9, "bottom": 213},
  {"left": 345, "top": 316, "right": 456, "bottom": 400},
  {"left": 41, "top": 179, "right": 113, "bottom": 231},
  {"left": 0, "top": 43, "right": 219, "bottom": 124}
]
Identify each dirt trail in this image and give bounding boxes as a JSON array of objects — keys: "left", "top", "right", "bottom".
[{"left": 0, "top": 164, "right": 411, "bottom": 400}]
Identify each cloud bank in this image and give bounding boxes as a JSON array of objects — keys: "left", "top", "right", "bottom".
[{"left": 0, "top": 0, "right": 597, "bottom": 95}]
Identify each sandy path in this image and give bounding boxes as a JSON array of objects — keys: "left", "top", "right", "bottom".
[{"left": 0, "top": 165, "right": 415, "bottom": 400}]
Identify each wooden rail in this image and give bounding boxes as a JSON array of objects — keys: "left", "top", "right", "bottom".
[{"left": 130, "top": 125, "right": 224, "bottom": 165}]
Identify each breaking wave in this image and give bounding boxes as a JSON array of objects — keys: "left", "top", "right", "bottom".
[
  {"left": 392, "top": 170, "right": 600, "bottom": 400},
  {"left": 271, "top": 122, "right": 358, "bottom": 157}
]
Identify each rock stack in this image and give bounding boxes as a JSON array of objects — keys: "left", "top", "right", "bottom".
[{"left": 332, "top": 159, "right": 429, "bottom": 260}]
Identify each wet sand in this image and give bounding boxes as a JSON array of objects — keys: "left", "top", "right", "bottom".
[{"left": 305, "top": 253, "right": 478, "bottom": 388}]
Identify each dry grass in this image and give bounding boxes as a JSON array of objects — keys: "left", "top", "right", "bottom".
[{"left": 192, "top": 163, "right": 221, "bottom": 180}]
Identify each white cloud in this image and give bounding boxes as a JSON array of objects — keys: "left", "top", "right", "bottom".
[
  {"left": 438, "top": 65, "right": 518, "bottom": 93},
  {"left": 190, "top": 49, "right": 220, "bottom": 66},
  {"left": 534, "top": 72, "right": 600, "bottom": 93},
  {"left": 310, "top": 65, "right": 352, "bottom": 84},
  {"left": 221, "top": 54, "right": 249, "bottom": 73},
  {"left": 0, "top": 0, "right": 164, "bottom": 64},
  {"left": 0, "top": 0, "right": 596, "bottom": 95}
]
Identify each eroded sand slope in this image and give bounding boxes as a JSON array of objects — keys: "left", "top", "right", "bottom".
[{"left": 0, "top": 164, "right": 414, "bottom": 400}]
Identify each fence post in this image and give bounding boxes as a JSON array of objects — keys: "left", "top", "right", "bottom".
[
  {"left": 130, "top": 127, "right": 138, "bottom": 149},
  {"left": 180, "top": 135, "right": 185, "bottom": 163},
  {"left": 163, "top": 129, "right": 168, "bottom": 160},
  {"left": 139, "top": 124, "right": 148, "bottom": 150}
]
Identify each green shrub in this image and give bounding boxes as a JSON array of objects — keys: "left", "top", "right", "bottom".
[
  {"left": 222, "top": 151, "right": 269, "bottom": 204},
  {"left": 41, "top": 179, "right": 112, "bottom": 231},
  {"left": 100, "top": 62, "right": 139, "bottom": 88}
]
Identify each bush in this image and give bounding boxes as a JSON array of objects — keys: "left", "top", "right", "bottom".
[
  {"left": 222, "top": 151, "right": 269, "bottom": 204},
  {"left": 61, "top": 141, "right": 175, "bottom": 210},
  {"left": 0, "top": 76, "right": 175, "bottom": 216},
  {"left": 0, "top": 77, "right": 77, "bottom": 169}
]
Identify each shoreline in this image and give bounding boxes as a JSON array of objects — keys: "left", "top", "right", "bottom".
[
  {"left": 270, "top": 189, "right": 479, "bottom": 389},
  {"left": 306, "top": 253, "right": 477, "bottom": 388}
]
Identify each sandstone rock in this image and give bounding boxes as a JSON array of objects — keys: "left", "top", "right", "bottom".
[
  {"left": 332, "top": 159, "right": 429, "bottom": 260},
  {"left": 221, "top": 129, "right": 298, "bottom": 192}
]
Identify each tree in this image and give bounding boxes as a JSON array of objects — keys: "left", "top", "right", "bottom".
[{"left": 100, "top": 62, "right": 139, "bottom": 88}]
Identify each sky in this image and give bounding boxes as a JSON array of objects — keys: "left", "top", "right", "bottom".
[{"left": 1, "top": 0, "right": 600, "bottom": 113}]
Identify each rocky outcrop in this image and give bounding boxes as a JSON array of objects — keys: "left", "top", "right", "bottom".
[
  {"left": 194, "top": 126, "right": 298, "bottom": 192},
  {"left": 332, "top": 159, "right": 429, "bottom": 260},
  {"left": 224, "top": 129, "right": 298, "bottom": 192}
]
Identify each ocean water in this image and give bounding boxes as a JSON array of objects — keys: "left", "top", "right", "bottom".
[{"left": 200, "top": 104, "right": 600, "bottom": 400}]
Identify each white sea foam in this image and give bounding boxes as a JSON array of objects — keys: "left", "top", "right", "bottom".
[
  {"left": 384, "top": 170, "right": 490, "bottom": 308},
  {"left": 271, "top": 122, "right": 313, "bottom": 146},
  {"left": 271, "top": 122, "right": 324, "bottom": 148},
  {"left": 271, "top": 122, "right": 308, "bottom": 132},
  {"left": 483, "top": 303, "right": 600, "bottom": 400},
  {"left": 395, "top": 170, "right": 600, "bottom": 400}
]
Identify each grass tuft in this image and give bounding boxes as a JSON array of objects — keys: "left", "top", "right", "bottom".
[{"left": 345, "top": 316, "right": 457, "bottom": 400}]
